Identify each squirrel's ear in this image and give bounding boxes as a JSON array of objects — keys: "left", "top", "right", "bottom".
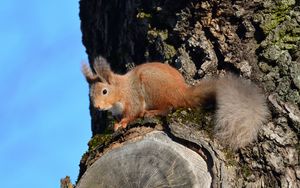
[
  {"left": 93, "top": 56, "right": 112, "bottom": 84},
  {"left": 81, "top": 63, "right": 98, "bottom": 84}
]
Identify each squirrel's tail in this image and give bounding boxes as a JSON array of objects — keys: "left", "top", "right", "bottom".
[{"left": 186, "top": 74, "right": 269, "bottom": 150}]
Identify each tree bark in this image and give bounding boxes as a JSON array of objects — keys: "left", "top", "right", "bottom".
[{"left": 77, "top": 0, "right": 300, "bottom": 187}]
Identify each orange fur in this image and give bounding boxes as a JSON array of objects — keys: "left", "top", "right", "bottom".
[{"left": 82, "top": 56, "right": 269, "bottom": 149}]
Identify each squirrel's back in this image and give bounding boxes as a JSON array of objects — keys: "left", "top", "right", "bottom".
[{"left": 128, "top": 63, "right": 190, "bottom": 110}]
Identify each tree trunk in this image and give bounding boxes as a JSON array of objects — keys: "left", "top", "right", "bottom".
[{"left": 76, "top": 0, "right": 300, "bottom": 187}]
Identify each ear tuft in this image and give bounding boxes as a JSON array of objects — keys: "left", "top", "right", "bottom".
[
  {"left": 81, "top": 63, "right": 98, "bottom": 83},
  {"left": 93, "top": 56, "right": 112, "bottom": 83}
]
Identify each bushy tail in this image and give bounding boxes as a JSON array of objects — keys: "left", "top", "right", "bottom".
[{"left": 187, "top": 75, "right": 269, "bottom": 150}]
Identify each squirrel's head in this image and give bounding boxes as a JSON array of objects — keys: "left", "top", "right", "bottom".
[
  {"left": 82, "top": 56, "right": 118, "bottom": 110},
  {"left": 89, "top": 82, "right": 119, "bottom": 110}
]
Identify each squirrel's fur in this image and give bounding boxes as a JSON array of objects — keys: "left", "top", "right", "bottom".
[{"left": 82, "top": 57, "right": 269, "bottom": 150}]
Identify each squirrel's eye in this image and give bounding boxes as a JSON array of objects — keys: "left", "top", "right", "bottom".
[{"left": 102, "top": 89, "right": 108, "bottom": 95}]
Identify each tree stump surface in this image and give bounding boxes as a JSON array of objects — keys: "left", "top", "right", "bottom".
[{"left": 77, "top": 131, "right": 212, "bottom": 188}]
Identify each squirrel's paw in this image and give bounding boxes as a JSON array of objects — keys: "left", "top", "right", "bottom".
[
  {"left": 113, "top": 123, "right": 121, "bottom": 131},
  {"left": 113, "top": 119, "right": 129, "bottom": 131}
]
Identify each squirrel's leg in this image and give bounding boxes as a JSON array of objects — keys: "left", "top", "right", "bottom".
[
  {"left": 113, "top": 122, "right": 122, "bottom": 131},
  {"left": 113, "top": 116, "right": 136, "bottom": 131},
  {"left": 113, "top": 120, "right": 127, "bottom": 131}
]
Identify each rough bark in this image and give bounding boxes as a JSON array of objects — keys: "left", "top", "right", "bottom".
[{"left": 77, "top": 0, "right": 300, "bottom": 187}]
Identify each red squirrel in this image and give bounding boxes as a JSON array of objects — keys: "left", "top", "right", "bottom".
[{"left": 82, "top": 56, "right": 269, "bottom": 149}]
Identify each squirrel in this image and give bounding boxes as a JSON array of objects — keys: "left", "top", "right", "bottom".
[{"left": 82, "top": 56, "right": 269, "bottom": 150}]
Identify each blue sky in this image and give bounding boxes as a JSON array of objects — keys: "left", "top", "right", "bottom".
[{"left": 0, "top": 1, "right": 91, "bottom": 187}]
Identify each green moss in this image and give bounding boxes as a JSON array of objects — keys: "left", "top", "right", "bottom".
[
  {"left": 171, "top": 108, "right": 201, "bottom": 124},
  {"left": 147, "top": 29, "right": 168, "bottom": 41},
  {"left": 131, "top": 116, "right": 163, "bottom": 126},
  {"left": 281, "top": 35, "right": 300, "bottom": 43},
  {"left": 261, "top": 45, "right": 282, "bottom": 61},
  {"left": 88, "top": 134, "right": 113, "bottom": 151},
  {"left": 257, "top": 0, "right": 295, "bottom": 34},
  {"left": 147, "top": 28, "right": 177, "bottom": 61},
  {"left": 277, "top": 43, "right": 298, "bottom": 50},
  {"left": 260, "top": 13, "right": 288, "bottom": 33},
  {"left": 274, "top": 0, "right": 295, "bottom": 10},
  {"left": 167, "top": 108, "right": 215, "bottom": 138},
  {"left": 163, "top": 43, "right": 177, "bottom": 60},
  {"left": 275, "top": 31, "right": 300, "bottom": 50},
  {"left": 258, "top": 3, "right": 300, "bottom": 104},
  {"left": 277, "top": 76, "right": 291, "bottom": 96},
  {"left": 223, "top": 148, "right": 237, "bottom": 166},
  {"left": 241, "top": 164, "right": 252, "bottom": 177},
  {"left": 258, "top": 62, "right": 273, "bottom": 73},
  {"left": 87, "top": 113, "right": 114, "bottom": 152},
  {"left": 292, "top": 27, "right": 300, "bottom": 34},
  {"left": 258, "top": 0, "right": 299, "bottom": 52},
  {"left": 285, "top": 89, "right": 300, "bottom": 104}
]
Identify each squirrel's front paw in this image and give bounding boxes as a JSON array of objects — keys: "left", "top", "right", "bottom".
[
  {"left": 113, "top": 123, "right": 122, "bottom": 131},
  {"left": 113, "top": 121, "right": 128, "bottom": 131}
]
